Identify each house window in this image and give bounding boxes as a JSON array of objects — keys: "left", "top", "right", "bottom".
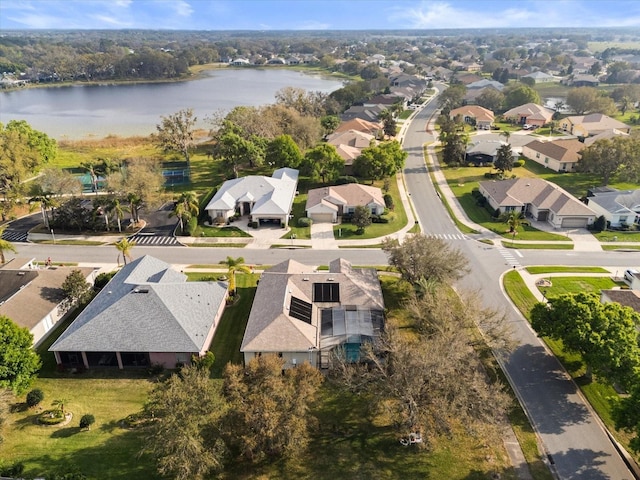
[
  {"left": 536, "top": 153, "right": 540, "bottom": 158},
  {"left": 176, "top": 353, "right": 189, "bottom": 364},
  {"left": 544, "top": 158, "right": 549, "bottom": 164},
  {"left": 620, "top": 216, "right": 628, "bottom": 224}
]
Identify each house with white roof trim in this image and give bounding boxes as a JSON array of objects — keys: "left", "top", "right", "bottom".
[{"left": 205, "top": 168, "right": 298, "bottom": 227}]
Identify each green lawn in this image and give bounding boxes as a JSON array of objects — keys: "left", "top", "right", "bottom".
[
  {"left": 3, "top": 271, "right": 550, "bottom": 479},
  {"left": 593, "top": 230, "right": 640, "bottom": 242},
  {"left": 503, "top": 242, "right": 573, "bottom": 250},
  {"left": 332, "top": 177, "right": 408, "bottom": 240},
  {"left": 502, "top": 270, "right": 637, "bottom": 458},
  {"left": 525, "top": 266, "right": 609, "bottom": 274},
  {"left": 2, "top": 311, "right": 157, "bottom": 479},
  {"left": 541, "top": 276, "right": 621, "bottom": 297}
]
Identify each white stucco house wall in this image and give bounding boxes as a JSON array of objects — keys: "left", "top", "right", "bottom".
[
  {"left": 586, "top": 189, "right": 640, "bottom": 228},
  {"left": 205, "top": 168, "right": 299, "bottom": 227}
]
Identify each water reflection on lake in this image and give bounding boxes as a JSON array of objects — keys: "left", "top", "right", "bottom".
[{"left": 0, "top": 68, "right": 345, "bottom": 140}]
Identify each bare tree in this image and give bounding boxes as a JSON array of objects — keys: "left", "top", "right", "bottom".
[{"left": 155, "top": 108, "right": 197, "bottom": 166}]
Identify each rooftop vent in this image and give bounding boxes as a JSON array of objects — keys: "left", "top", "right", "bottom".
[
  {"left": 302, "top": 277, "right": 309, "bottom": 281},
  {"left": 132, "top": 288, "right": 149, "bottom": 294}
]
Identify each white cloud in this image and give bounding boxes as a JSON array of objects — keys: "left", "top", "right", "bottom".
[
  {"left": 6, "top": 13, "right": 66, "bottom": 28},
  {"left": 174, "top": 0, "right": 193, "bottom": 17},
  {"left": 90, "top": 14, "right": 133, "bottom": 27}
]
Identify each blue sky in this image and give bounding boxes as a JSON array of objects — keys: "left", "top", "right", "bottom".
[{"left": 1, "top": 0, "right": 639, "bottom": 30}]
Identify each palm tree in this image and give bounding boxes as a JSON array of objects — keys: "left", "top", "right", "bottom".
[
  {"left": 126, "top": 193, "right": 142, "bottom": 226},
  {"left": 0, "top": 225, "right": 18, "bottom": 264},
  {"left": 170, "top": 191, "right": 199, "bottom": 234},
  {"left": 115, "top": 237, "right": 136, "bottom": 265},
  {"left": 222, "top": 256, "right": 251, "bottom": 296},
  {"left": 500, "top": 130, "right": 511, "bottom": 144},
  {"left": 28, "top": 187, "right": 56, "bottom": 229},
  {"left": 52, "top": 398, "right": 67, "bottom": 414},
  {"left": 503, "top": 211, "right": 525, "bottom": 245},
  {"left": 111, "top": 198, "right": 128, "bottom": 233}
]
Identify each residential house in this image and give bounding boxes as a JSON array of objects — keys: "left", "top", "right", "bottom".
[
  {"left": 0, "top": 258, "right": 97, "bottom": 347},
  {"left": 340, "top": 104, "right": 385, "bottom": 123},
  {"left": 334, "top": 118, "right": 383, "bottom": 137},
  {"left": 204, "top": 168, "right": 298, "bottom": 227},
  {"left": 450, "top": 105, "right": 495, "bottom": 129},
  {"left": 522, "top": 138, "right": 585, "bottom": 172},
  {"left": 479, "top": 178, "right": 597, "bottom": 228},
  {"left": 231, "top": 58, "right": 251, "bottom": 66},
  {"left": 326, "top": 130, "right": 377, "bottom": 174},
  {"left": 50, "top": 255, "right": 227, "bottom": 370},
  {"left": 503, "top": 103, "right": 554, "bottom": 127},
  {"left": 601, "top": 289, "right": 640, "bottom": 314},
  {"left": 564, "top": 74, "right": 600, "bottom": 87},
  {"left": 583, "top": 128, "right": 629, "bottom": 146},
  {"left": 466, "top": 79, "right": 504, "bottom": 91},
  {"left": 521, "top": 71, "right": 556, "bottom": 83},
  {"left": 465, "top": 140, "right": 514, "bottom": 165},
  {"left": 240, "top": 258, "right": 385, "bottom": 369},
  {"left": 586, "top": 188, "right": 640, "bottom": 228},
  {"left": 363, "top": 94, "right": 403, "bottom": 108},
  {"left": 560, "top": 114, "right": 631, "bottom": 137},
  {"left": 305, "top": 184, "right": 385, "bottom": 223}
]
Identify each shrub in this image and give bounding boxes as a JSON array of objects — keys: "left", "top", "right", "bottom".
[
  {"left": 0, "top": 463, "right": 25, "bottom": 477},
  {"left": 38, "top": 409, "right": 65, "bottom": 425},
  {"left": 335, "top": 176, "right": 358, "bottom": 185},
  {"left": 94, "top": 271, "right": 117, "bottom": 291},
  {"left": 183, "top": 216, "right": 197, "bottom": 236},
  {"left": 26, "top": 388, "right": 44, "bottom": 408},
  {"left": 147, "top": 363, "right": 164, "bottom": 376},
  {"left": 80, "top": 414, "right": 95, "bottom": 430},
  {"left": 383, "top": 193, "right": 394, "bottom": 210},
  {"left": 513, "top": 159, "right": 525, "bottom": 167},
  {"left": 249, "top": 221, "right": 258, "bottom": 228},
  {"left": 484, "top": 172, "right": 497, "bottom": 179},
  {"left": 592, "top": 215, "right": 606, "bottom": 232},
  {"left": 297, "top": 217, "right": 312, "bottom": 227}
]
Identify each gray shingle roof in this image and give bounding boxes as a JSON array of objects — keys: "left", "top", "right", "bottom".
[
  {"left": 241, "top": 258, "right": 384, "bottom": 353},
  {"left": 50, "top": 256, "right": 227, "bottom": 353}
]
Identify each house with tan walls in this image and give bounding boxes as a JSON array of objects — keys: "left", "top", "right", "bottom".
[
  {"left": 521, "top": 138, "right": 585, "bottom": 172},
  {"left": 240, "top": 258, "right": 385, "bottom": 369},
  {"left": 479, "top": 178, "right": 596, "bottom": 229}
]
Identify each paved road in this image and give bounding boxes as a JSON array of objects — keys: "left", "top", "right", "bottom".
[
  {"left": 403, "top": 85, "right": 637, "bottom": 480},
  {"left": 7, "top": 87, "right": 639, "bottom": 480}
]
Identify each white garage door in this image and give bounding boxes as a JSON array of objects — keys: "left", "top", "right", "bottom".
[
  {"left": 561, "top": 217, "right": 588, "bottom": 228},
  {"left": 311, "top": 213, "right": 335, "bottom": 223}
]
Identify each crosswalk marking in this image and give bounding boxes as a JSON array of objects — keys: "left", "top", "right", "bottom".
[
  {"left": 1, "top": 230, "right": 29, "bottom": 243},
  {"left": 127, "top": 234, "right": 182, "bottom": 246},
  {"left": 424, "top": 232, "right": 469, "bottom": 241},
  {"left": 496, "top": 245, "right": 521, "bottom": 268}
]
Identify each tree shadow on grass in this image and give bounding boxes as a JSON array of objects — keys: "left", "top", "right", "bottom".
[
  {"left": 50, "top": 426, "right": 81, "bottom": 438},
  {"left": 22, "top": 425, "right": 158, "bottom": 480}
]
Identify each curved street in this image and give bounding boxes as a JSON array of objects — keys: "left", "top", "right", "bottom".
[{"left": 7, "top": 86, "right": 640, "bottom": 480}]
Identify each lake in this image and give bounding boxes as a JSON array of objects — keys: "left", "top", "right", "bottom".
[{"left": 0, "top": 68, "right": 345, "bottom": 140}]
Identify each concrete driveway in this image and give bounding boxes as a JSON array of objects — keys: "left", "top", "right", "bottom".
[{"left": 310, "top": 222, "right": 338, "bottom": 250}]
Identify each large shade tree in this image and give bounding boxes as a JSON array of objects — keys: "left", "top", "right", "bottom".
[
  {"left": 265, "top": 134, "right": 303, "bottom": 169},
  {"left": 531, "top": 292, "right": 640, "bottom": 390},
  {"left": 144, "top": 365, "right": 228, "bottom": 480},
  {"left": 0, "top": 315, "right": 41, "bottom": 394},
  {"left": 223, "top": 355, "right": 323, "bottom": 461},
  {"left": 155, "top": 108, "right": 197, "bottom": 166},
  {"left": 577, "top": 136, "right": 639, "bottom": 185},
  {"left": 353, "top": 140, "right": 407, "bottom": 181},
  {"left": 302, "top": 143, "right": 344, "bottom": 184}
]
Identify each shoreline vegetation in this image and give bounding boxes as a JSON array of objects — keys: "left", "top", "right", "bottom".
[{"left": 0, "top": 62, "right": 351, "bottom": 94}]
